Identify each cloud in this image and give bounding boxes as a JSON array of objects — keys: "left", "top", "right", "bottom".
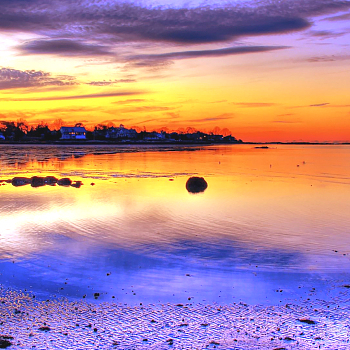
[
  {"left": 210, "top": 100, "right": 227, "bottom": 104},
  {"left": 19, "top": 39, "right": 112, "bottom": 57},
  {"left": 129, "top": 45, "right": 289, "bottom": 66},
  {"left": 117, "top": 106, "right": 172, "bottom": 113},
  {"left": 323, "top": 11, "right": 350, "bottom": 21},
  {"left": 309, "top": 102, "right": 330, "bottom": 107},
  {"left": 0, "top": 91, "right": 144, "bottom": 101},
  {"left": 0, "top": 67, "right": 77, "bottom": 90},
  {"left": 187, "top": 113, "right": 234, "bottom": 123},
  {"left": 112, "top": 99, "right": 147, "bottom": 104},
  {"left": 272, "top": 120, "right": 302, "bottom": 123},
  {"left": 286, "top": 102, "right": 350, "bottom": 108},
  {"left": 87, "top": 79, "right": 136, "bottom": 86},
  {"left": 1, "top": 0, "right": 349, "bottom": 57},
  {"left": 232, "top": 102, "right": 277, "bottom": 107},
  {"left": 307, "top": 54, "right": 350, "bottom": 62},
  {"left": 306, "top": 29, "right": 348, "bottom": 38}
]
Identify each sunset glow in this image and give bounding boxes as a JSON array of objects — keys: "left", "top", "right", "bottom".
[{"left": 1, "top": 0, "right": 350, "bottom": 142}]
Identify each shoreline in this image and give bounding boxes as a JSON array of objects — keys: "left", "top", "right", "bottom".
[
  {"left": 0, "top": 140, "right": 349, "bottom": 146},
  {"left": 1, "top": 285, "right": 350, "bottom": 349}
]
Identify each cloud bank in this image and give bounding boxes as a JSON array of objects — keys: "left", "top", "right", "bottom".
[
  {"left": 0, "top": 67, "right": 77, "bottom": 90},
  {"left": 3, "top": 0, "right": 348, "bottom": 59}
]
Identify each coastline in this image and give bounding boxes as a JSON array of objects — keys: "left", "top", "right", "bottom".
[
  {"left": 0, "top": 140, "right": 349, "bottom": 146},
  {"left": 1, "top": 285, "right": 350, "bottom": 349}
]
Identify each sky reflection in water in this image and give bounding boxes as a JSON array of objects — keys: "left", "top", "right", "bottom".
[{"left": 0, "top": 144, "right": 350, "bottom": 304}]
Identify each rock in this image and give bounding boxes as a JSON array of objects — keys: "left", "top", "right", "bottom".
[
  {"left": 71, "top": 181, "right": 83, "bottom": 188},
  {"left": 298, "top": 318, "right": 316, "bottom": 325},
  {"left": 186, "top": 177, "right": 208, "bottom": 193},
  {"left": 11, "top": 177, "right": 31, "bottom": 187},
  {"left": 38, "top": 326, "right": 51, "bottom": 332},
  {"left": 57, "top": 178, "right": 72, "bottom": 186},
  {"left": 44, "top": 176, "right": 58, "bottom": 186},
  {"left": 31, "top": 176, "right": 45, "bottom": 187},
  {"left": 0, "top": 338, "right": 12, "bottom": 349}
]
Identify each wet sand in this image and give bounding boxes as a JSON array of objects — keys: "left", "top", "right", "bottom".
[{"left": 1, "top": 286, "right": 350, "bottom": 349}]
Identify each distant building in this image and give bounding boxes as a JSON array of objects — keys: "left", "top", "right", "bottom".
[
  {"left": 60, "top": 126, "right": 87, "bottom": 140},
  {"left": 106, "top": 124, "right": 137, "bottom": 140},
  {"left": 144, "top": 131, "right": 166, "bottom": 141},
  {"left": 0, "top": 133, "right": 5, "bottom": 140}
]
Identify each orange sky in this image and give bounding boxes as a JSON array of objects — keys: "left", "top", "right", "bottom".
[{"left": 0, "top": 0, "right": 350, "bottom": 142}]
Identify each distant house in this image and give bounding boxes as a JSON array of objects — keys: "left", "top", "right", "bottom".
[
  {"left": 144, "top": 131, "right": 166, "bottom": 141},
  {"left": 106, "top": 124, "right": 137, "bottom": 140},
  {"left": 60, "top": 126, "right": 86, "bottom": 140},
  {"left": 0, "top": 133, "right": 5, "bottom": 140}
]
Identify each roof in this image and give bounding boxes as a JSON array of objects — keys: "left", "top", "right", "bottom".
[{"left": 60, "top": 127, "right": 86, "bottom": 132}]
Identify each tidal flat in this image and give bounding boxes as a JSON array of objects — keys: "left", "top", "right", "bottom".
[
  {"left": 0, "top": 144, "right": 350, "bottom": 349},
  {"left": 1, "top": 286, "right": 350, "bottom": 349}
]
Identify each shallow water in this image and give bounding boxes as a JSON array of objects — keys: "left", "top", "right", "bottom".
[{"left": 0, "top": 144, "right": 350, "bottom": 305}]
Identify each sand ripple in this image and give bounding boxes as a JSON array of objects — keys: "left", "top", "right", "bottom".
[{"left": 1, "top": 287, "right": 350, "bottom": 349}]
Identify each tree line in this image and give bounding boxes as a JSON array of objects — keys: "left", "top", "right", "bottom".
[{"left": 0, "top": 120, "right": 241, "bottom": 143}]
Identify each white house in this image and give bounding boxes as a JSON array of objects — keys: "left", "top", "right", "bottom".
[
  {"left": 0, "top": 133, "right": 5, "bottom": 140},
  {"left": 60, "top": 126, "right": 87, "bottom": 140}
]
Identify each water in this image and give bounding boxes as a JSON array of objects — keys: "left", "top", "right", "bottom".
[{"left": 0, "top": 144, "right": 350, "bottom": 305}]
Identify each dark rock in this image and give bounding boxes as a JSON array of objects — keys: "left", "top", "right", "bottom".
[
  {"left": 186, "top": 177, "right": 208, "bottom": 194},
  {"left": 0, "top": 338, "right": 12, "bottom": 349},
  {"left": 254, "top": 146, "right": 269, "bottom": 149},
  {"left": 210, "top": 341, "right": 220, "bottom": 345},
  {"left": 71, "top": 181, "right": 83, "bottom": 188},
  {"left": 38, "top": 326, "right": 51, "bottom": 332},
  {"left": 298, "top": 318, "right": 316, "bottom": 325},
  {"left": 31, "top": 176, "right": 45, "bottom": 188},
  {"left": 11, "top": 177, "right": 31, "bottom": 187},
  {"left": 57, "top": 178, "right": 72, "bottom": 186},
  {"left": 44, "top": 176, "right": 58, "bottom": 186}
]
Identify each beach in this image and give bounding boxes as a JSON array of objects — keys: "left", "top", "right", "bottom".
[{"left": 1, "top": 286, "right": 350, "bottom": 349}]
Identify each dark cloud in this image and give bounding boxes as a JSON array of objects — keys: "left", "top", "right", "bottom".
[
  {"left": 0, "top": 91, "right": 143, "bottom": 101},
  {"left": 309, "top": 102, "right": 330, "bottom": 107},
  {"left": 1, "top": 0, "right": 349, "bottom": 57},
  {"left": 101, "top": 10, "right": 309, "bottom": 44},
  {"left": 87, "top": 79, "right": 136, "bottom": 86},
  {"left": 0, "top": 67, "right": 77, "bottom": 90},
  {"left": 19, "top": 39, "right": 112, "bottom": 57},
  {"left": 129, "top": 45, "right": 289, "bottom": 65}
]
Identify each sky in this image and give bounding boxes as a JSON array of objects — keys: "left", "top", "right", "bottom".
[{"left": 0, "top": 0, "right": 350, "bottom": 142}]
